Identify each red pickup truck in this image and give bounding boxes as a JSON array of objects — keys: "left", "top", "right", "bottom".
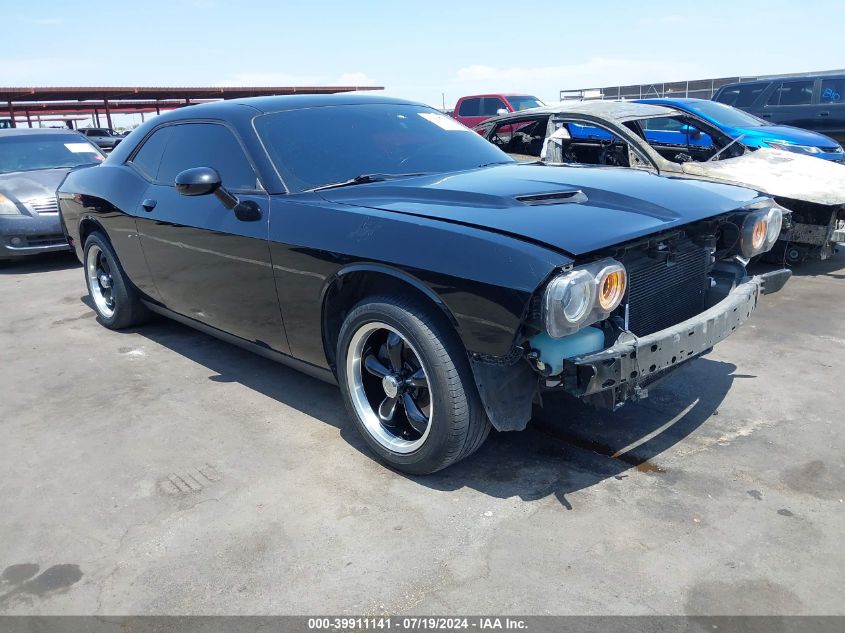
[{"left": 452, "top": 94, "right": 545, "bottom": 129}]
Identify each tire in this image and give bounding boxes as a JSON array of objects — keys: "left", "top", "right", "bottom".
[
  {"left": 337, "top": 295, "right": 491, "bottom": 474},
  {"left": 83, "top": 231, "right": 149, "bottom": 329},
  {"left": 785, "top": 245, "right": 808, "bottom": 266}
]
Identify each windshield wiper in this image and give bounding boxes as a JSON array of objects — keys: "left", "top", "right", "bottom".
[
  {"left": 707, "top": 133, "right": 747, "bottom": 162},
  {"left": 477, "top": 161, "right": 514, "bottom": 168},
  {"left": 306, "top": 172, "right": 430, "bottom": 192}
]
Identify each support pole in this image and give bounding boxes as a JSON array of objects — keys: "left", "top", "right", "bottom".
[
  {"left": 7, "top": 101, "right": 15, "bottom": 127},
  {"left": 26, "top": 111, "right": 32, "bottom": 128},
  {"left": 104, "top": 98, "right": 113, "bottom": 131}
]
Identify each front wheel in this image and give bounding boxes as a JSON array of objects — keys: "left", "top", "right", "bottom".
[
  {"left": 337, "top": 296, "right": 490, "bottom": 474},
  {"left": 83, "top": 232, "right": 149, "bottom": 329}
]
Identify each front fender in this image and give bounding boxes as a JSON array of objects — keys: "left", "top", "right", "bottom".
[{"left": 268, "top": 196, "right": 570, "bottom": 368}]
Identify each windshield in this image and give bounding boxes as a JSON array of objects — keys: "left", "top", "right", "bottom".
[
  {"left": 685, "top": 100, "right": 768, "bottom": 128},
  {"left": 0, "top": 134, "right": 105, "bottom": 174},
  {"left": 255, "top": 104, "right": 513, "bottom": 193},
  {"left": 507, "top": 96, "right": 545, "bottom": 111}
]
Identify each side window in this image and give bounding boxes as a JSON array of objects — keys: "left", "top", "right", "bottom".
[
  {"left": 716, "top": 83, "right": 767, "bottom": 107},
  {"left": 639, "top": 116, "right": 714, "bottom": 153},
  {"left": 156, "top": 123, "right": 258, "bottom": 190},
  {"left": 457, "top": 98, "right": 481, "bottom": 117},
  {"left": 129, "top": 126, "right": 172, "bottom": 181},
  {"left": 767, "top": 80, "right": 815, "bottom": 106},
  {"left": 546, "top": 119, "right": 639, "bottom": 168},
  {"left": 481, "top": 97, "right": 507, "bottom": 116},
  {"left": 490, "top": 117, "right": 548, "bottom": 158},
  {"left": 820, "top": 78, "right": 844, "bottom": 104},
  {"left": 641, "top": 117, "right": 684, "bottom": 131}
]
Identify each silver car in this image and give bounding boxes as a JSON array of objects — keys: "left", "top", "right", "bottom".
[{"left": 0, "top": 128, "right": 105, "bottom": 262}]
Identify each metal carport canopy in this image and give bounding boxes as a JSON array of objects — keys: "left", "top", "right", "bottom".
[{"left": 1, "top": 85, "right": 384, "bottom": 127}]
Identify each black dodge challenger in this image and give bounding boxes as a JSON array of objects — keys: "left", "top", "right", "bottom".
[{"left": 58, "top": 94, "right": 790, "bottom": 473}]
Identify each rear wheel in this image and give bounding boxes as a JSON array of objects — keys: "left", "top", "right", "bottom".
[
  {"left": 83, "top": 232, "right": 149, "bottom": 329},
  {"left": 337, "top": 296, "right": 490, "bottom": 474}
]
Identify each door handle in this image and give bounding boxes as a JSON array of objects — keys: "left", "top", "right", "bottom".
[
  {"left": 760, "top": 113, "right": 772, "bottom": 118},
  {"left": 141, "top": 199, "right": 157, "bottom": 211},
  {"left": 819, "top": 111, "right": 830, "bottom": 116}
]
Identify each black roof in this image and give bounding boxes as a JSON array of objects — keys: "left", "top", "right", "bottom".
[{"left": 162, "top": 93, "right": 421, "bottom": 120}]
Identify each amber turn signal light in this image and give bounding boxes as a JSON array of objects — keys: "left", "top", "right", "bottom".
[
  {"left": 751, "top": 218, "right": 768, "bottom": 251},
  {"left": 597, "top": 266, "right": 626, "bottom": 312}
]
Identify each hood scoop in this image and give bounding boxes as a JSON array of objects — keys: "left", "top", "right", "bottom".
[{"left": 515, "top": 189, "right": 588, "bottom": 205}]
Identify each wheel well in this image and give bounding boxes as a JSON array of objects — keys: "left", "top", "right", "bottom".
[
  {"left": 79, "top": 218, "right": 106, "bottom": 248},
  {"left": 322, "top": 271, "right": 459, "bottom": 372}
]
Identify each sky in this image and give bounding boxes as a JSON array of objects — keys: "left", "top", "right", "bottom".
[{"left": 5, "top": 0, "right": 844, "bottom": 127}]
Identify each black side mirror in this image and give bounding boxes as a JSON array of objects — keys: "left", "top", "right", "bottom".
[
  {"left": 175, "top": 167, "right": 221, "bottom": 196},
  {"left": 174, "top": 166, "right": 261, "bottom": 221},
  {"left": 175, "top": 166, "right": 240, "bottom": 210}
]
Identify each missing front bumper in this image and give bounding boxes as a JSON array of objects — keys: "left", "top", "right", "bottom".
[{"left": 561, "top": 269, "right": 791, "bottom": 410}]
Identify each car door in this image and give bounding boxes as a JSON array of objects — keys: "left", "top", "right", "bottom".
[
  {"left": 130, "top": 122, "right": 289, "bottom": 353},
  {"left": 759, "top": 79, "right": 818, "bottom": 129}
]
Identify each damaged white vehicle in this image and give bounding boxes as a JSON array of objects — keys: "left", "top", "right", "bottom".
[{"left": 476, "top": 101, "right": 845, "bottom": 265}]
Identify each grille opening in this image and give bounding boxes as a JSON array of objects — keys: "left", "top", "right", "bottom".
[{"left": 621, "top": 239, "right": 709, "bottom": 336}]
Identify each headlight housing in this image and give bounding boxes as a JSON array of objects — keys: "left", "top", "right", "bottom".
[
  {"left": 0, "top": 193, "right": 23, "bottom": 216},
  {"left": 739, "top": 201, "right": 784, "bottom": 258},
  {"left": 543, "top": 258, "right": 627, "bottom": 338},
  {"left": 764, "top": 140, "right": 822, "bottom": 155}
]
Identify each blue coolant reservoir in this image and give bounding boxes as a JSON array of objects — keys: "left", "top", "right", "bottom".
[{"left": 530, "top": 327, "right": 606, "bottom": 376}]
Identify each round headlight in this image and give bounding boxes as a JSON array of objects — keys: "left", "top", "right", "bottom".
[
  {"left": 543, "top": 269, "right": 596, "bottom": 338},
  {"left": 562, "top": 279, "right": 592, "bottom": 322},
  {"left": 597, "top": 265, "right": 626, "bottom": 312},
  {"left": 766, "top": 207, "right": 783, "bottom": 245}
]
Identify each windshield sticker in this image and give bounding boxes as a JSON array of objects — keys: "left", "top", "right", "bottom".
[
  {"left": 65, "top": 143, "right": 99, "bottom": 153},
  {"left": 418, "top": 112, "right": 471, "bottom": 132}
]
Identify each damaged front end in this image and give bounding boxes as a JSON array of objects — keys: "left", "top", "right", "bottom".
[
  {"left": 507, "top": 199, "right": 792, "bottom": 415},
  {"left": 557, "top": 267, "right": 789, "bottom": 409},
  {"left": 768, "top": 196, "right": 845, "bottom": 264},
  {"left": 681, "top": 148, "right": 845, "bottom": 264}
]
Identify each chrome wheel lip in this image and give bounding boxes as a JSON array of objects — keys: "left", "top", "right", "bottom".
[
  {"left": 86, "top": 244, "right": 115, "bottom": 319},
  {"left": 346, "top": 321, "right": 432, "bottom": 454}
]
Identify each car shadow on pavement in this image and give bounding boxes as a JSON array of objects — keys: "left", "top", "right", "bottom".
[
  {"left": 0, "top": 252, "right": 80, "bottom": 275},
  {"left": 131, "top": 314, "right": 738, "bottom": 510},
  {"left": 414, "top": 358, "right": 737, "bottom": 509}
]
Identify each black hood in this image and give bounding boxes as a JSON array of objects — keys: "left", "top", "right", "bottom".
[{"left": 319, "top": 163, "right": 764, "bottom": 256}]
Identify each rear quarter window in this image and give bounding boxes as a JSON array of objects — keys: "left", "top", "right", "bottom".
[
  {"left": 821, "top": 78, "right": 845, "bottom": 105},
  {"left": 129, "top": 127, "right": 171, "bottom": 181}
]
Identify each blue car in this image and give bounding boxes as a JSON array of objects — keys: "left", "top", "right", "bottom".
[{"left": 637, "top": 97, "right": 844, "bottom": 162}]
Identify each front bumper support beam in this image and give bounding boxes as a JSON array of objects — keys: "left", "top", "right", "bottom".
[{"left": 562, "top": 269, "right": 791, "bottom": 409}]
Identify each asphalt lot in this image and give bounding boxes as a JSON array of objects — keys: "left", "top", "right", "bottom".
[{"left": 1, "top": 250, "right": 843, "bottom": 615}]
